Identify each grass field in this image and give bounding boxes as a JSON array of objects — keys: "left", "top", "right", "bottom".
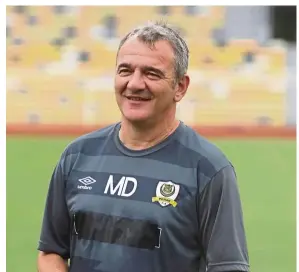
[{"left": 6, "top": 136, "right": 296, "bottom": 272}]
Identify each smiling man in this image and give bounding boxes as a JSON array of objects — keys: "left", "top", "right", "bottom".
[{"left": 37, "top": 21, "right": 250, "bottom": 272}]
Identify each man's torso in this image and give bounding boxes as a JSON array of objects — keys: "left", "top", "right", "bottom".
[{"left": 63, "top": 123, "right": 229, "bottom": 272}]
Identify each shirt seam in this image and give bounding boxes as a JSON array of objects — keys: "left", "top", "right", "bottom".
[
  {"left": 209, "top": 261, "right": 249, "bottom": 266},
  {"left": 198, "top": 163, "right": 232, "bottom": 198},
  {"left": 197, "top": 163, "right": 232, "bottom": 260}
]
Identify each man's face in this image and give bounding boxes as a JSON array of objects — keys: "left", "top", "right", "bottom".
[{"left": 114, "top": 38, "right": 189, "bottom": 124}]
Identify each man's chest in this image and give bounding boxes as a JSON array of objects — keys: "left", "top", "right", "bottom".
[
  {"left": 66, "top": 168, "right": 197, "bottom": 217},
  {"left": 65, "top": 156, "right": 199, "bottom": 248}
]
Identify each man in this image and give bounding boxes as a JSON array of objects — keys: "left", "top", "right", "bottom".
[{"left": 37, "top": 21, "right": 250, "bottom": 272}]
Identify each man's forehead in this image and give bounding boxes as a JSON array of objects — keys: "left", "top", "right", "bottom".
[{"left": 117, "top": 38, "right": 174, "bottom": 67}]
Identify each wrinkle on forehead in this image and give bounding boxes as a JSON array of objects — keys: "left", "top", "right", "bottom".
[{"left": 117, "top": 37, "right": 175, "bottom": 69}]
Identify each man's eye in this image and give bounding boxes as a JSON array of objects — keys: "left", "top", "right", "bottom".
[
  {"left": 119, "top": 69, "right": 131, "bottom": 75},
  {"left": 147, "top": 72, "right": 160, "bottom": 79}
]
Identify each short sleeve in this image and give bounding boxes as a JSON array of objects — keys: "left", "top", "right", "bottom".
[
  {"left": 37, "top": 154, "right": 71, "bottom": 260},
  {"left": 198, "top": 164, "right": 250, "bottom": 272}
]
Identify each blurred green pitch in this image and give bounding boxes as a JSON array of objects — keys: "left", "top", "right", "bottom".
[{"left": 6, "top": 136, "right": 296, "bottom": 272}]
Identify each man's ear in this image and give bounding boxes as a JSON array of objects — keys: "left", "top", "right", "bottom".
[{"left": 174, "top": 74, "right": 190, "bottom": 102}]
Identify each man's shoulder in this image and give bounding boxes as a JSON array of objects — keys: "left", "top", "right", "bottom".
[
  {"left": 62, "top": 123, "right": 118, "bottom": 156},
  {"left": 178, "top": 123, "right": 231, "bottom": 172}
]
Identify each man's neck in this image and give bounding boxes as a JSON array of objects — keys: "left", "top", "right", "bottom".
[{"left": 119, "top": 117, "right": 180, "bottom": 150}]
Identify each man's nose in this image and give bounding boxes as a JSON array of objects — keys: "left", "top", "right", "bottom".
[{"left": 127, "top": 70, "right": 146, "bottom": 91}]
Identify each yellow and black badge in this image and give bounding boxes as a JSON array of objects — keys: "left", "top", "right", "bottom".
[{"left": 152, "top": 181, "right": 180, "bottom": 207}]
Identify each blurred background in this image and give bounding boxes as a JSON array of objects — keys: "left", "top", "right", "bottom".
[{"left": 6, "top": 5, "right": 296, "bottom": 272}]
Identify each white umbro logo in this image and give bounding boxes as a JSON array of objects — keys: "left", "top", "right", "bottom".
[
  {"left": 78, "top": 176, "right": 96, "bottom": 190},
  {"left": 79, "top": 176, "right": 96, "bottom": 186}
]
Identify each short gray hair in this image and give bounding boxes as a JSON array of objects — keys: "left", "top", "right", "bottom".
[{"left": 117, "top": 20, "right": 189, "bottom": 84}]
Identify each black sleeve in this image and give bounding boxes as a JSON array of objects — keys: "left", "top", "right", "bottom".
[
  {"left": 198, "top": 164, "right": 250, "bottom": 272},
  {"left": 37, "top": 155, "right": 71, "bottom": 260}
]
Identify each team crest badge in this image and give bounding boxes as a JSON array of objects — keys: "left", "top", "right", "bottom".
[{"left": 152, "top": 181, "right": 180, "bottom": 207}]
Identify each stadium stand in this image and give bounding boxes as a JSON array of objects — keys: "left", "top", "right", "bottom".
[{"left": 6, "top": 6, "right": 287, "bottom": 126}]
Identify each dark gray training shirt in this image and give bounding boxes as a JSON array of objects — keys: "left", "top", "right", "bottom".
[{"left": 38, "top": 122, "right": 249, "bottom": 272}]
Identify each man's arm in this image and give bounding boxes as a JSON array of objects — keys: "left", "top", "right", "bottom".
[
  {"left": 198, "top": 164, "right": 250, "bottom": 272},
  {"left": 37, "top": 155, "right": 71, "bottom": 272},
  {"left": 37, "top": 252, "right": 68, "bottom": 272}
]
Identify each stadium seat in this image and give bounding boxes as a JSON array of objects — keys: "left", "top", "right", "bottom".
[{"left": 6, "top": 6, "right": 287, "bottom": 127}]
